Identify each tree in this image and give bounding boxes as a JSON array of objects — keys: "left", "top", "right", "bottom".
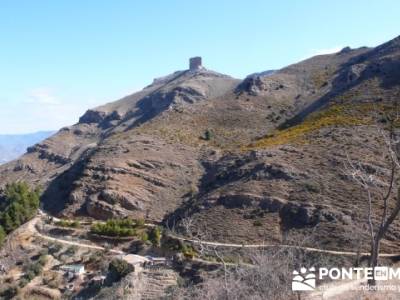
[
  {"left": 168, "top": 217, "right": 329, "bottom": 300},
  {"left": 203, "top": 129, "right": 212, "bottom": 141},
  {"left": 2, "top": 213, "right": 14, "bottom": 233},
  {"left": 149, "top": 226, "right": 162, "bottom": 247},
  {"left": 342, "top": 220, "right": 368, "bottom": 267},
  {"left": 0, "top": 226, "right": 5, "bottom": 246},
  {"left": 345, "top": 103, "right": 400, "bottom": 285},
  {"left": 0, "top": 181, "right": 40, "bottom": 235},
  {"left": 107, "top": 259, "right": 134, "bottom": 283},
  {"left": 0, "top": 285, "right": 18, "bottom": 299}
]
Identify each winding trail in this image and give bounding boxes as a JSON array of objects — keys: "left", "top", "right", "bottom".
[
  {"left": 34, "top": 211, "right": 400, "bottom": 259},
  {"left": 167, "top": 233, "right": 400, "bottom": 258},
  {"left": 28, "top": 217, "right": 124, "bottom": 255}
]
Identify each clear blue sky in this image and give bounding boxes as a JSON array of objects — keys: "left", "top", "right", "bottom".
[{"left": 0, "top": 0, "right": 399, "bottom": 134}]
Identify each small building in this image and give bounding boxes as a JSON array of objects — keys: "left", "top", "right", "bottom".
[
  {"left": 91, "top": 275, "right": 106, "bottom": 286},
  {"left": 145, "top": 256, "right": 168, "bottom": 267},
  {"left": 60, "top": 264, "right": 85, "bottom": 278},
  {"left": 189, "top": 57, "right": 203, "bottom": 71}
]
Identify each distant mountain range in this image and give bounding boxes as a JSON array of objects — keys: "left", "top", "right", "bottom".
[{"left": 0, "top": 131, "right": 55, "bottom": 164}]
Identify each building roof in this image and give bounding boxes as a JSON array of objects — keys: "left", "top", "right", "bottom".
[
  {"left": 61, "top": 264, "right": 85, "bottom": 272},
  {"left": 121, "top": 254, "right": 149, "bottom": 265},
  {"left": 146, "top": 256, "right": 166, "bottom": 261}
]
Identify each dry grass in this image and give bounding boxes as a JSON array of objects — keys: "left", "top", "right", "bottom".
[
  {"left": 23, "top": 286, "right": 61, "bottom": 300},
  {"left": 246, "top": 103, "right": 378, "bottom": 148},
  {"left": 311, "top": 66, "right": 336, "bottom": 88}
]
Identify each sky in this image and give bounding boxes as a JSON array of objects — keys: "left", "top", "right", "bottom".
[{"left": 0, "top": 0, "right": 399, "bottom": 134}]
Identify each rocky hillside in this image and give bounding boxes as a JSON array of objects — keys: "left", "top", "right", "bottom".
[{"left": 1, "top": 35, "right": 400, "bottom": 251}]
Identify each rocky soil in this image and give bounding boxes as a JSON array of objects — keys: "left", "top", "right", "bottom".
[{"left": 1, "top": 35, "right": 400, "bottom": 252}]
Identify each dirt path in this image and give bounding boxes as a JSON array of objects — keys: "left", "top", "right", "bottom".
[
  {"left": 167, "top": 233, "right": 400, "bottom": 257},
  {"left": 34, "top": 212, "right": 400, "bottom": 263},
  {"left": 28, "top": 217, "right": 125, "bottom": 255}
]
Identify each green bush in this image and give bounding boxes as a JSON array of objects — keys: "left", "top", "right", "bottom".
[
  {"left": 91, "top": 219, "right": 136, "bottom": 237},
  {"left": 0, "top": 226, "right": 5, "bottom": 246},
  {"left": 38, "top": 254, "right": 48, "bottom": 266},
  {"left": 203, "top": 129, "right": 212, "bottom": 141},
  {"left": 55, "top": 219, "right": 80, "bottom": 228},
  {"left": 135, "top": 218, "right": 145, "bottom": 227},
  {"left": 148, "top": 226, "right": 162, "bottom": 247},
  {"left": 140, "top": 232, "right": 149, "bottom": 242},
  {"left": 22, "top": 257, "right": 45, "bottom": 283},
  {"left": 25, "top": 270, "right": 36, "bottom": 282},
  {"left": 302, "top": 181, "right": 321, "bottom": 193},
  {"left": 108, "top": 259, "right": 133, "bottom": 282},
  {"left": 0, "top": 285, "right": 19, "bottom": 299},
  {"left": 253, "top": 220, "right": 263, "bottom": 227},
  {"left": 19, "top": 277, "right": 30, "bottom": 288},
  {"left": 162, "top": 237, "right": 184, "bottom": 251},
  {"left": 182, "top": 244, "right": 196, "bottom": 259},
  {"left": 66, "top": 246, "right": 77, "bottom": 255},
  {"left": 48, "top": 243, "right": 62, "bottom": 255}
]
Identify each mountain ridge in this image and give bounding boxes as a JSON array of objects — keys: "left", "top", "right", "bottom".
[{"left": 1, "top": 35, "right": 400, "bottom": 250}]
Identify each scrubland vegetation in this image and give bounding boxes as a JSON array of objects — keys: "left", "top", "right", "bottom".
[
  {"left": 55, "top": 219, "right": 80, "bottom": 228},
  {"left": 91, "top": 219, "right": 138, "bottom": 237},
  {"left": 248, "top": 103, "right": 374, "bottom": 148}
]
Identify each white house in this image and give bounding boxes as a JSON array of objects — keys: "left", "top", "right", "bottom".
[{"left": 60, "top": 264, "right": 85, "bottom": 276}]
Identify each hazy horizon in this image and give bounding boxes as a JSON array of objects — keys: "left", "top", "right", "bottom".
[{"left": 0, "top": 130, "right": 57, "bottom": 136}]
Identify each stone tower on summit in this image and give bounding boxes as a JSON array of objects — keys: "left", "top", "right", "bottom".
[{"left": 189, "top": 57, "right": 203, "bottom": 71}]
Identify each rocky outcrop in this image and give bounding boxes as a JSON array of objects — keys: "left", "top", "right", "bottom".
[
  {"left": 342, "top": 63, "right": 368, "bottom": 84},
  {"left": 338, "top": 46, "right": 352, "bottom": 54},
  {"left": 237, "top": 71, "right": 275, "bottom": 96},
  {"left": 12, "top": 159, "right": 36, "bottom": 173},
  {"left": 151, "top": 86, "right": 206, "bottom": 109},
  {"left": 280, "top": 203, "right": 319, "bottom": 227},
  {"left": 27, "top": 144, "right": 71, "bottom": 165},
  {"left": 79, "top": 109, "right": 123, "bottom": 128},
  {"left": 100, "top": 189, "right": 145, "bottom": 211},
  {"left": 213, "top": 192, "right": 343, "bottom": 228},
  {"left": 86, "top": 198, "right": 122, "bottom": 220},
  {"left": 79, "top": 109, "right": 107, "bottom": 124},
  {"left": 259, "top": 196, "right": 287, "bottom": 212}
]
